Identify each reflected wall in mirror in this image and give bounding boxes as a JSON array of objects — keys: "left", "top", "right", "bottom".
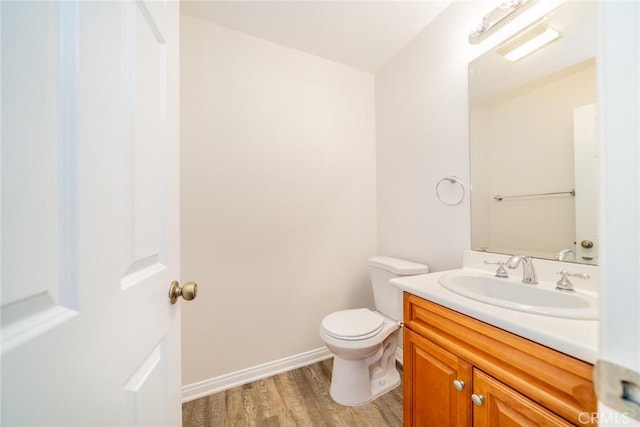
[{"left": 469, "top": 1, "right": 598, "bottom": 265}]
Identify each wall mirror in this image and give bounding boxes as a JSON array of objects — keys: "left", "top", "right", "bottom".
[{"left": 469, "top": 1, "right": 598, "bottom": 265}]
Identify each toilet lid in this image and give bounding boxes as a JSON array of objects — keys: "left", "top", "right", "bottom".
[{"left": 321, "top": 308, "right": 384, "bottom": 340}]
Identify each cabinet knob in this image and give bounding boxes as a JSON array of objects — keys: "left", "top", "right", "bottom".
[
  {"left": 471, "top": 394, "right": 485, "bottom": 406},
  {"left": 453, "top": 380, "right": 465, "bottom": 391}
]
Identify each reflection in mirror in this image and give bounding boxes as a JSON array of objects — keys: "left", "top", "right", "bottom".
[{"left": 469, "top": 1, "right": 597, "bottom": 265}]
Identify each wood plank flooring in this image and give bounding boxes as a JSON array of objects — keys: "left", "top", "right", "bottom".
[{"left": 182, "top": 358, "right": 403, "bottom": 427}]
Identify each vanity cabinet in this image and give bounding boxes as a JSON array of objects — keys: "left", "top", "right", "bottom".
[{"left": 403, "top": 293, "right": 597, "bottom": 426}]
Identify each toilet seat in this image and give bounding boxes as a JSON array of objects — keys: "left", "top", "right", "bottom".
[{"left": 321, "top": 308, "right": 385, "bottom": 341}]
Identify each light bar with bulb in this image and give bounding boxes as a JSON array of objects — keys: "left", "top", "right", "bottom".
[
  {"left": 497, "top": 21, "right": 561, "bottom": 61},
  {"left": 469, "top": 0, "right": 537, "bottom": 44}
]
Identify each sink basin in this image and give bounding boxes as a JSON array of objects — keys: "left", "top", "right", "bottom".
[{"left": 438, "top": 271, "right": 598, "bottom": 320}]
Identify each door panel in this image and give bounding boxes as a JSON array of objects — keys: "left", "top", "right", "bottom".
[
  {"left": 123, "top": 0, "right": 167, "bottom": 282},
  {"left": 123, "top": 342, "right": 168, "bottom": 427},
  {"left": 472, "top": 369, "right": 574, "bottom": 427},
  {"left": 1, "top": 1, "right": 78, "bottom": 355}
]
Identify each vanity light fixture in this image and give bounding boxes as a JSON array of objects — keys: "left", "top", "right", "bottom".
[
  {"left": 497, "top": 20, "right": 561, "bottom": 61},
  {"left": 469, "top": 0, "right": 537, "bottom": 44}
]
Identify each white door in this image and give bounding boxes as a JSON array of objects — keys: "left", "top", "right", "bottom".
[
  {"left": 597, "top": 1, "right": 640, "bottom": 426},
  {"left": 573, "top": 103, "right": 598, "bottom": 265},
  {"left": 1, "top": 1, "right": 183, "bottom": 425}
]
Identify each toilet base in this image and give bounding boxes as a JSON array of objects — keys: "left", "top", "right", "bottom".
[
  {"left": 329, "top": 359, "right": 401, "bottom": 406},
  {"left": 328, "top": 333, "right": 400, "bottom": 406}
]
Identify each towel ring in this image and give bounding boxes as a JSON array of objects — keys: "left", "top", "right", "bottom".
[{"left": 435, "top": 175, "right": 465, "bottom": 206}]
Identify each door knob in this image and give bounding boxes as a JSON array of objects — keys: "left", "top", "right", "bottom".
[
  {"left": 581, "top": 240, "right": 594, "bottom": 249},
  {"left": 168, "top": 281, "right": 198, "bottom": 304}
]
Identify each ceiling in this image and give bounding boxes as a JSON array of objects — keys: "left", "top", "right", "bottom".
[{"left": 180, "top": 1, "right": 451, "bottom": 73}]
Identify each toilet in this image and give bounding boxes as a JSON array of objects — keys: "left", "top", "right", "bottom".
[{"left": 319, "top": 256, "right": 429, "bottom": 406}]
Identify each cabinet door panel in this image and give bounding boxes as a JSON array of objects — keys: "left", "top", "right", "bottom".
[
  {"left": 404, "top": 329, "right": 472, "bottom": 427},
  {"left": 472, "top": 369, "right": 574, "bottom": 427}
]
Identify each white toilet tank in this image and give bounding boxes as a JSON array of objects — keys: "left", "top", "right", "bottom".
[{"left": 369, "top": 256, "right": 429, "bottom": 321}]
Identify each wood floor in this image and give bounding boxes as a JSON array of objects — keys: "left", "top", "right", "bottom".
[{"left": 182, "top": 359, "right": 403, "bottom": 427}]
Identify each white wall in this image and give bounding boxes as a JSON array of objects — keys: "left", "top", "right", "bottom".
[
  {"left": 376, "top": 3, "right": 472, "bottom": 272},
  {"left": 180, "top": 15, "right": 377, "bottom": 386},
  {"left": 375, "top": 0, "right": 564, "bottom": 272}
]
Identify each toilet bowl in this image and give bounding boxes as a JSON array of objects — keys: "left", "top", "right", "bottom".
[{"left": 319, "top": 256, "right": 429, "bottom": 406}]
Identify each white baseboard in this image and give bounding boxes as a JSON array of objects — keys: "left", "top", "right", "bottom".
[{"left": 182, "top": 347, "right": 333, "bottom": 403}]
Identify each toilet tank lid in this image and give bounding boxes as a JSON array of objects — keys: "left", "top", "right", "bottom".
[{"left": 368, "top": 256, "right": 429, "bottom": 275}]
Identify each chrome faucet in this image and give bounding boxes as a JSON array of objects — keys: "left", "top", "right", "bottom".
[{"left": 506, "top": 255, "right": 538, "bottom": 284}]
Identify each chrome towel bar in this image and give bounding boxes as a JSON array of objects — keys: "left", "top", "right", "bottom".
[{"left": 494, "top": 188, "right": 575, "bottom": 202}]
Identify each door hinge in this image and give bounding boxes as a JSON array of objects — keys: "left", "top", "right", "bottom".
[{"left": 594, "top": 360, "right": 640, "bottom": 422}]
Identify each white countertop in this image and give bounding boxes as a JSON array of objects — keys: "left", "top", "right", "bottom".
[{"left": 391, "top": 268, "right": 599, "bottom": 364}]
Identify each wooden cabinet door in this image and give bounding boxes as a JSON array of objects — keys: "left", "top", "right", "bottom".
[
  {"left": 472, "top": 369, "right": 574, "bottom": 427},
  {"left": 404, "top": 329, "right": 472, "bottom": 427}
]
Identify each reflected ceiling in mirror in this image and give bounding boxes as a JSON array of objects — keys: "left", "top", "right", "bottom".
[{"left": 469, "top": 1, "right": 598, "bottom": 265}]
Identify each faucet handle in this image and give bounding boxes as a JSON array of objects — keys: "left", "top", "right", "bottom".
[
  {"left": 484, "top": 260, "right": 509, "bottom": 278},
  {"left": 555, "top": 249, "right": 577, "bottom": 262},
  {"left": 556, "top": 270, "right": 591, "bottom": 291}
]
